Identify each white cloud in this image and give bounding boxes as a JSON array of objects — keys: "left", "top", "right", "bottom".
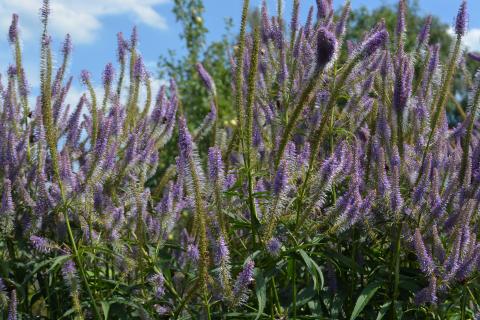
[
  {"left": 0, "top": 0, "right": 169, "bottom": 44},
  {"left": 463, "top": 29, "right": 480, "bottom": 51},
  {"left": 447, "top": 27, "right": 480, "bottom": 51}
]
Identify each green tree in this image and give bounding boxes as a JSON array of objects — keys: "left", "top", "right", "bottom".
[
  {"left": 153, "top": 0, "right": 234, "bottom": 186},
  {"left": 346, "top": 1, "right": 452, "bottom": 58},
  {"left": 158, "top": 0, "right": 234, "bottom": 129}
]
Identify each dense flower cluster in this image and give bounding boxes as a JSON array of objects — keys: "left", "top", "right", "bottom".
[{"left": 2, "top": 0, "right": 480, "bottom": 318}]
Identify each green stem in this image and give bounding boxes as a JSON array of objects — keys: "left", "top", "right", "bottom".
[
  {"left": 234, "top": 0, "right": 249, "bottom": 135},
  {"left": 188, "top": 156, "right": 210, "bottom": 291},
  {"left": 116, "top": 58, "right": 125, "bottom": 97},
  {"left": 391, "top": 222, "right": 403, "bottom": 319},
  {"left": 204, "top": 292, "right": 212, "bottom": 320},
  {"left": 275, "top": 72, "right": 321, "bottom": 169},
  {"left": 271, "top": 277, "right": 282, "bottom": 315},
  {"left": 244, "top": 25, "right": 261, "bottom": 248},
  {"left": 292, "top": 257, "right": 297, "bottom": 319},
  {"left": 64, "top": 210, "right": 102, "bottom": 319}
]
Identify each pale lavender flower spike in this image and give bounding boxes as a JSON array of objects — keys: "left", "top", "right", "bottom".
[
  {"left": 80, "top": 70, "right": 91, "bottom": 85},
  {"left": 414, "top": 229, "right": 435, "bottom": 275},
  {"left": 208, "top": 147, "right": 224, "bottom": 182},
  {"left": 216, "top": 236, "right": 230, "bottom": 264},
  {"left": 273, "top": 160, "right": 288, "bottom": 195},
  {"left": 149, "top": 273, "right": 165, "bottom": 298},
  {"left": 361, "top": 28, "right": 389, "bottom": 57},
  {"left": 8, "top": 289, "right": 17, "bottom": 320},
  {"left": 196, "top": 62, "right": 216, "bottom": 96},
  {"left": 117, "top": 32, "right": 128, "bottom": 62},
  {"left": 30, "top": 235, "right": 52, "bottom": 253},
  {"left": 232, "top": 259, "right": 255, "bottom": 305},
  {"left": 134, "top": 55, "right": 144, "bottom": 80},
  {"left": 267, "top": 237, "right": 282, "bottom": 256},
  {"left": 178, "top": 117, "right": 193, "bottom": 159},
  {"left": 1, "top": 179, "right": 14, "bottom": 214}
]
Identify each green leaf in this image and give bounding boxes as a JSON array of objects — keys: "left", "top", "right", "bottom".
[
  {"left": 101, "top": 301, "right": 111, "bottom": 320},
  {"left": 298, "top": 249, "right": 324, "bottom": 290},
  {"left": 307, "top": 300, "right": 323, "bottom": 316},
  {"left": 47, "top": 255, "right": 71, "bottom": 272},
  {"left": 376, "top": 302, "right": 392, "bottom": 320},
  {"left": 291, "top": 282, "right": 316, "bottom": 308},
  {"left": 254, "top": 269, "right": 266, "bottom": 320},
  {"left": 350, "top": 281, "right": 382, "bottom": 320}
]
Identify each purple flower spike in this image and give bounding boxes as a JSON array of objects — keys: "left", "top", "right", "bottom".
[
  {"left": 42, "top": 34, "right": 51, "bottom": 47},
  {"left": 208, "top": 147, "right": 224, "bottom": 183},
  {"left": 102, "top": 62, "right": 115, "bottom": 87},
  {"left": 290, "top": 0, "right": 299, "bottom": 35},
  {"left": 178, "top": 117, "right": 193, "bottom": 159},
  {"left": 273, "top": 160, "right": 288, "bottom": 195},
  {"left": 316, "top": 27, "right": 337, "bottom": 70},
  {"left": 40, "top": 0, "right": 50, "bottom": 25},
  {"left": 117, "top": 32, "right": 128, "bottom": 62},
  {"left": 361, "top": 29, "right": 389, "bottom": 57},
  {"left": 396, "top": 0, "right": 406, "bottom": 38},
  {"left": 7, "top": 65, "right": 17, "bottom": 77},
  {"left": 468, "top": 52, "right": 480, "bottom": 62},
  {"left": 62, "top": 34, "right": 72, "bottom": 57},
  {"left": 216, "top": 236, "right": 230, "bottom": 264},
  {"left": 9, "top": 14, "right": 18, "bottom": 44},
  {"left": 428, "top": 44, "right": 440, "bottom": 74},
  {"left": 187, "top": 243, "right": 200, "bottom": 263},
  {"left": 232, "top": 259, "right": 255, "bottom": 305},
  {"left": 61, "top": 259, "right": 78, "bottom": 288},
  {"left": 455, "top": 1, "right": 468, "bottom": 37},
  {"left": 415, "top": 276, "right": 437, "bottom": 305},
  {"left": 130, "top": 26, "right": 138, "bottom": 48},
  {"left": 267, "top": 237, "right": 281, "bottom": 256},
  {"left": 196, "top": 63, "right": 216, "bottom": 96},
  {"left": 393, "top": 53, "right": 413, "bottom": 113},
  {"left": 30, "top": 235, "right": 52, "bottom": 253},
  {"left": 417, "top": 16, "right": 432, "bottom": 48},
  {"left": 260, "top": 0, "right": 272, "bottom": 42},
  {"left": 335, "top": 1, "right": 351, "bottom": 38},
  {"left": 316, "top": 0, "right": 331, "bottom": 20},
  {"left": 62, "top": 259, "right": 77, "bottom": 277},
  {"left": 80, "top": 70, "right": 91, "bottom": 85},
  {"left": 1, "top": 179, "right": 14, "bottom": 214},
  {"left": 149, "top": 273, "right": 166, "bottom": 298},
  {"left": 134, "top": 55, "right": 144, "bottom": 80},
  {"left": 8, "top": 289, "right": 17, "bottom": 320},
  {"left": 413, "top": 228, "right": 435, "bottom": 275}
]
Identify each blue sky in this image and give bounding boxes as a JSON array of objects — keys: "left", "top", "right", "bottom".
[{"left": 0, "top": 0, "right": 478, "bottom": 106}]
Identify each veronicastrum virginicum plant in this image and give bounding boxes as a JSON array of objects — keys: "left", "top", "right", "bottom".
[{"left": 3, "top": 0, "right": 480, "bottom": 319}]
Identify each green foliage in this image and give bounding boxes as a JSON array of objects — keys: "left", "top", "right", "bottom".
[
  {"left": 158, "top": 0, "right": 234, "bottom": 128},
  {"left": 155, "top": 0, "right": 234, "bottom": 180},
  {"left": 346, "top": 1, "right": 452, "bottom": 58}
]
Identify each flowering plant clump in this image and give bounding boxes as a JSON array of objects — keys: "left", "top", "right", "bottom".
[{"left": 2, "top": 0, "right": 480, "bottom": 318}]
